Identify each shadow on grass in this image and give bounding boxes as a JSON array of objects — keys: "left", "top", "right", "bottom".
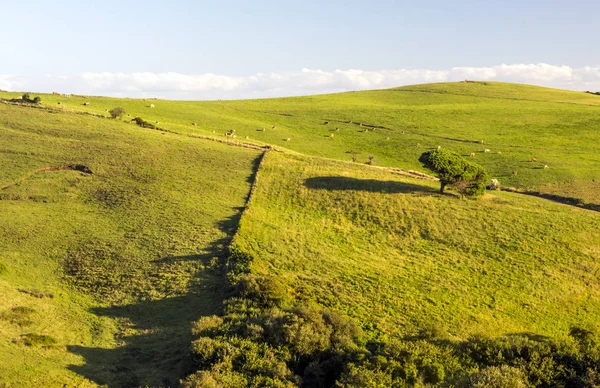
[
  {"left": 66, "top": 154, "right": 266, "bottom": 387},
  {"left": 501, "top": 187, "right": 600, "bottom": 212},
  {"left": 304, "top": 176, "right": 436, "bottom": 194},
  {"left": 67, "top": 221, "right": 236, "bottom": 387}
]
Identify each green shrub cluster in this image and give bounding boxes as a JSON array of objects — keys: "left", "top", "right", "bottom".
[
  {"left": 419, "top": 149, "right": 488, "bottom": 197},
  {"left": 109, "top": 106, "right": 126, "bottom": 119},
  {"left": 183, "top": 244, "right": 600, "bottom": 387},
  {"left": 13, "top": 93, "right": 41, "bottom": 104},
  {"left": 131, "top": 116, "right": 157, "bottom": 129}
]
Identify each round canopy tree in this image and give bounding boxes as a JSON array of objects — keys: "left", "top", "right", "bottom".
[{"left": 419, "top": 149, "right": 488, "bottom": 197}]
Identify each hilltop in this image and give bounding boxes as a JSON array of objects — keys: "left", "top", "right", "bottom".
[{"left": 0, "top": 81, "right": 599, "bottom": 386}]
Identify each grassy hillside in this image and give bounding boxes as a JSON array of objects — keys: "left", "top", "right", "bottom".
[
  {"left": 232, "top": 151, "right": 600, "bottom": 338},
  {"left": 1, "top": 81, "right": 599, "bottom": 386},
  {"left": 2, "top": 81, "right": 599, "bottom": 204},
  {"left": 0, "top": 102, "right": 261, "bottom": 386},
  {"left": 183, "top": 150, "right": 600, "bottom": 386}
]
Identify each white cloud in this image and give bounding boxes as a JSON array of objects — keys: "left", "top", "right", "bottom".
[{"left": 1, "top": 64, "right": 600, "bottom": 99}]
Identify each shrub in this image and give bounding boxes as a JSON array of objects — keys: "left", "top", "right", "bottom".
[
  {"left": 131, "top": 116, "right": 156, "bottom": 129},
  {"left": 336, "top": 365, "right": 392, "bottom": 387},
  {"left": 192, "top": 315, "right": 224, "bottom": 336},
  {"left": 467, "top": 365, "right": 528, "bottom": 387},
  {"left": 109, "top": 107, "right": 126, "bottom": 119},
  {"left": 237, "top": 274, "right": 290, "bottom": 308},
  {"left": 0, "top": 306, "right": 36, "bottom": 326},
  {"left": 19, "top": 333, "right": 56, "bottom": 347},
  {"left": 0, "top": 261, "right": 6, "bottom": 275},
  {"left": 419, "top": 149, "right": 488, "bottom": 197},
  {"left": 17, "top": 93, "right": 41, "bottom": 104}
]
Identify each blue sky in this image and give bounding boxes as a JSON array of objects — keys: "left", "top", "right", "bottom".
[{"left": 1, "top": 0, "right": 599, "bottom": 98}]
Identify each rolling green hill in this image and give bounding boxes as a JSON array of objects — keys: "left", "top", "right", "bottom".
[
  {"left": 2, "top": 81, "right": 598, "bottom": 206},
  {"left": 0, "top": 102, "right": 261, "bottom": 386},
  {"left": 1, "top": 81, "right": 599, "bottom": 386}
]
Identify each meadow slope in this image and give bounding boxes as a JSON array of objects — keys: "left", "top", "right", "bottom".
[
  {"left": 232, "top": 151, "right": 600, "bottom": 339},
  {"left": 1, "top": 81, "right": 599, "bottom": 386},
  {"left": 0, "top": 102, "right": 261, "bottom": 386},
  {"left": 2, "top": 81, "right": 599, "bottom": 205}
]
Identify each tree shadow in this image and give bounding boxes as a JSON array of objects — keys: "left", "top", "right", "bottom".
[
  {"left": 67, "top": 233, "right": 232, "bottom": 387},
  {"left": 304, "top": 176, "right": 436, "bottom": 194},
  {"left": 66, "top": 154, "right": 264, "bottom": 387}
]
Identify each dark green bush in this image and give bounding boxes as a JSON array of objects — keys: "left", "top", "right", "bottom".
[
  {"left": 109, "top": 107, "right": 126, "bottom": 119},
  {"left": 131, "top": 117, "right": 156, "bottom": 129},
  {"left": 419, "top": 149, "right": 488, "bottom": 197}
]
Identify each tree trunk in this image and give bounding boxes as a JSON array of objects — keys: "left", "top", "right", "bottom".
[{"left": 440, "top": 181, "right": 447, "bottom": 193}]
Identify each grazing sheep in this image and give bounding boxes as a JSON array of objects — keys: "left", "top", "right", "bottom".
[
  {"left": 324, "top": 121, "right": 329, "bottom": 125},
  {"left": 192, "top": 122, "right": 197, "bottom": 126},
  {"left": 329, "top": 133, "right": 334, "bottom": 138},
  {"left": 335, "top": 128, "right": 339, "bottom": 131},
  {"left": 149, "top": 104, "right": 155, "bottom": 108},
  {"left": 437, "top": 145, "right": 442, "bottom": 150},
  {"left": 512, "top": 170, "right": 518, "bottom": 176},
  {"left": 348, "top": 120, "right": 352, "bottom": 123},
  {"left": 155, "top": 121, "right": 160, "bottom": 124},
  {"left": 57, "top": 102, "right": 61, "bottom": 105},
  {"left": 245, "top": 136, "right": 249, "bottom": 139},
  {"left": 417, "top": 143, "right": 421, "bottom": 147},
  {"left": 497, "top": 151, "right": 502, "bottom": 154},
  {"left": 284, "top": 138, "right": 291, "bottom": 142},
  {"left": 105, "top": 109, "right": 109, "bottom": 112},
  {"left": 531, "top": 158, "right": 537, "bottom": 162},
  {"left": 544, "top": 164, "right": 549, "bottom": 169},
  {"left": 487, "top": 178, "right": 501, "bottom": 190},
  {"left": 386, "top": 137, "right": 390, "bottom": 140},
  {"left": 83, "top": 102, "right": 90, "bottom": 106},
  {"left": 225, "top": 129, "right": 236, "bottom": 137},
  {"left": 272, "top": 125, "right": 276, "bottom": 129},
  {"left": 480, "top": 140, "right": 485, "bottom": 144},
  {"left": 484, "top": 149, "right": 491, "bottom": 153},
  {"left": 470, "top": 152, "right": 476, "bottom": 157}
]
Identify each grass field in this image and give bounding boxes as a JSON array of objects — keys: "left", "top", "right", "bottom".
[
  {"left": 231, "top": 151, "right": 600, "bottom": 339},
  {"left": 2, "top": 81, "right": 598, "bottom": 203},
  {"left": 0, "top": 102, "right": 261, "bottom": 386},
  {"left": 1, "top": 81, "right": 599, "bottom": 386}
]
